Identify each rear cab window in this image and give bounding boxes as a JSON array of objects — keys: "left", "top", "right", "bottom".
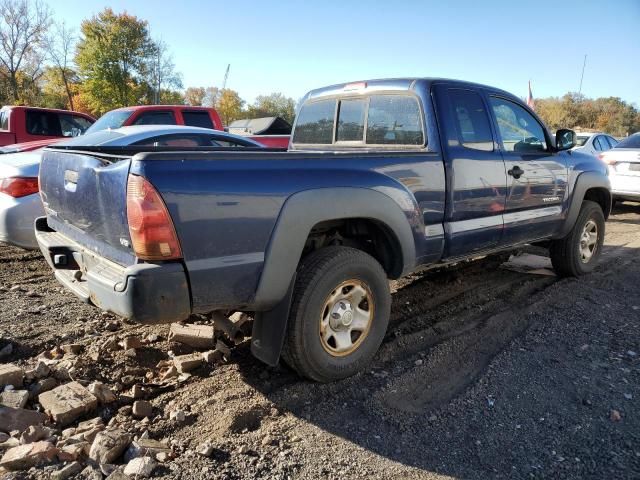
[
  {"left": 182, "top": 111, "right": 214, "bottom": 129},
  {"left": 292, "top": 94, "right": 424, "bottom": 148}
]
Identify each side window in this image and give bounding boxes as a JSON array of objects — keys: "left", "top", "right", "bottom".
[
  {"left": 336, "top": 99, "right": 366, "bottom": 142},
  {"left": 25, "top": 111, "right": 62, "bottom": 136},
  {"left": 366, "top": 95, "right": 423, "bottom": 145},
  {"left": 489, "top": 97, "right": 547, "bottom": 153},
  {"left": 593, "top": 136, "right": 604, "bottom": 151},
  {"left": 182, "top": 111, "right": 214, "bottom": 129},
  {"left": 59, "top": 114, "right": 93, "bottom": 137},
  {"left": 607, "top": 136, "right": 618, "bottom": 148},
  {"left": 0, "top": 110, "right": 8, "bottom": 130},
  {"left": 448, "top": 89, "right": 493, "bottom": 151},
  {"left": 292, "top": 99, "right": 336, "bottom": 144},
  {"left": 133, "top": 111, "right": 177, "bottom": 126}
]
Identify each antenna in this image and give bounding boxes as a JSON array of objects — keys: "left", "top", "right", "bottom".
[
  {"left": 221, "top": 64, "right": 230, "bottom": 91},
  {"left": 578, "top": 54, "right": 587, "bottom": 96}
]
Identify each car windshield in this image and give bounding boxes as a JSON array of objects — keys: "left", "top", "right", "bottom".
[
  {"left": 85, "top": 109, "right": 133, "bottom": 134},
  {"left": 57, "top": 129, "right": 126, "bottom": 146},
  {"left": 615, "top": 134, "right": 640, "bottom": 149},
  {"left": 576, "top": 136, "right": 590, "bottom": 146}
]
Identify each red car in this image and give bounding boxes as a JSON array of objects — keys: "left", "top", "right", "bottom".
[
  {"left": 0, "top": 106, "right": 95, "bottom": 149},
  {"left": 1, "top": 105, "right": 225, "bottom": 154}
]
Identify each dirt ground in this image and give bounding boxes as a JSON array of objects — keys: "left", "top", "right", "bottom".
[{"left": 1, "top": 203, "right": 639, "bottom": 480}]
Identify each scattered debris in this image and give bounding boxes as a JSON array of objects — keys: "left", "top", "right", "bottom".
[
  {"left": 123, "top": 456, "right": 157, "bottom": 477},
  {"left": 87, "top": 382, "right": 117, "bottom": 404},
  {"left": 39, "top": 382, "right": 98, "bottom": 426},
  {"left": 51, "top": 460, "right": 83, "bottom": 480},
  {"left": 0, "top": 364, "right": 24, "bottom": 387},
  {"left": 168, "top": 323, "right": 215, "bottom": 348},
  {"left": 0, "top": 390, "right": 29, "bottom": 409},
  {"left": 0, "top": 441, "right": 58, "bottom": 470},
  {"left": 0, "top": 406, "right": 48, "bottom": 433},
  {"left": 173, "top": 353, "right": 203, "bottom": 373},
  {"left": 212, "top": 312, "right": 245, "bottom": 344},
  {"left": 610, "top": 409, "right": 622, "bottom": 422},
  {"left": 501, "top": 253, "right": 556, "bottom": 276},
  {"left": 132, "top": 400, "right": 153, "bottom": 419},
  {"left": 88, "top": 429, "right": 131, "bottom": 464}
]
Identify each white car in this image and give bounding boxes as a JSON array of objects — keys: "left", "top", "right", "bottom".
[
  {"left": 0, "top": 125, "right": 262, "bottom": 249},
  {"left": 599, "top": 133, "right": 640, "bottom": 204},
  {"left": 572, "top": 132, "right": 618, "bottom": 157}
]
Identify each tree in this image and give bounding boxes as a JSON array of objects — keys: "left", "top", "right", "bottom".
[
  {"left": 146, "top": 38, "right": 182, "bottom": 104},
  {"left": 45, "top": 20, "right": 76, "bottom": 109},
  {"left": 216, "top": 88, "right": 243, "bottom": 125},
  {"left": 184, "top": 86, "right": 205, "bottom": 106},
  {"left": 246, "top": 92, "right": 296, "bottom": 123},
  {"left": 0, "top": 0, "right": 51, "bottom": 103},
  {"left": 75, "top": 8, "right": 156, "bottom": 114}
]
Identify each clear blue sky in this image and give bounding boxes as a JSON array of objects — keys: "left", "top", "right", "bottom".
[{"left": 53, "top": 0, "right": 640, "bottom": 105}]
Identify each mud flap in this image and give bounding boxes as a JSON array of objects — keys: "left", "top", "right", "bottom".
[{"left": 250, "top": 274, "right": 296, "bottom": 366}]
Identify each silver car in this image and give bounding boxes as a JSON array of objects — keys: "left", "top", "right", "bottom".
[
  {"left": 573, "top": 132, "right": 618, "bottom": 157},
  {"left": 599, "top": 133, "right": 640, "bottom": 203},
  {"left": 0, "top": 125, "right": 262, "bottom": 249}
]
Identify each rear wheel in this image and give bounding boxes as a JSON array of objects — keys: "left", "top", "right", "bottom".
[
  {"left": 282, "top": 246, "right": 390, "bottom": 382},
  {"left": 550, "top": 200, "right": 605, "bottom": 277}
]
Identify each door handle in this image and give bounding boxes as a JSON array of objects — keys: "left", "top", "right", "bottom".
[{"left": 508, "top": 166, "right": 524, "bottom": 179}]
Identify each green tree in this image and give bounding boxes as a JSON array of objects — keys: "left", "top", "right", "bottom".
[
  {"left": 216, "top": 88, "right": 244, "bottom": 125},
  {"left": 75, "top": 8, "right": 156, "bottom": 115},
  {"left": 246, "top": 92, "right": 296, "bottom": 123}
]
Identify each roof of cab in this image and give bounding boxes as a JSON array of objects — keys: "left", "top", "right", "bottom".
[{"left": 305, "top": 77, "right": 518, "bottom": 102}]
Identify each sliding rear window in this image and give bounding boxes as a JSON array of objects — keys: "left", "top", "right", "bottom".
[{"left": 293, "top": 94, "right": 424, "bottom": 147}]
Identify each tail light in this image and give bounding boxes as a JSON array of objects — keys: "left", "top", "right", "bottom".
[
  {"left": 598, "top": 153, "right": 617, "bottom": 166},
  {"left": 126, "top": 174, "right": 182, "bottom": 261},
  {"left": 0, "top": 177, "right": 39, "bottom": 198}
]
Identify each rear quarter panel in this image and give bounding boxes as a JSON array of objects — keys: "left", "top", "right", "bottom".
[{"left": 131, "top": 150, "right": 445, "bottom": 312}]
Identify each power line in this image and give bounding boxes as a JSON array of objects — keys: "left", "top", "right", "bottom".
[{"left": 578, "top": 54, "right": 587, "bottom": 96}]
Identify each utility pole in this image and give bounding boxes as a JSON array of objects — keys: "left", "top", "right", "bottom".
[{"left": 578, "top": 54, "right": 587, "bottom": 96}]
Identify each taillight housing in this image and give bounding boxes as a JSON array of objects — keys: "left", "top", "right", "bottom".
[
  {"left": 0, "top": 177, "right": 39, "bottom": 198},
  {"left": 126, "top": 174, "right": 182, "bottom": 261},
  {"left": 598, "top": 153, "right": 617, "bottom": 166}
]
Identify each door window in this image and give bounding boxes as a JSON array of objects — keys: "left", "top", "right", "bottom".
[
  {"left": 59, "top": 114, "right": 93, "bottom": 137},
  {"left": 26, "top": 110, "right": 62, "bottom": 136},
  {"left": 448, "top": 89, "right": 493, "bottom": 151},
  {"left": 593, "top": 136, "right": 605, "bottom": 151},
  {"left": 489, "top": 97, "right": 547, "bottom": 153},
  {"left": 182, "top": 111, "right": 214, "bottom": 129},
  {"left": 133, "top": 111, "right": 177, "bottom": 126}
]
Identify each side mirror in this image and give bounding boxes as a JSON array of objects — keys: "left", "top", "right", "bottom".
[{"left": 555, "top": 129, "right": 576, "bottom": 150}]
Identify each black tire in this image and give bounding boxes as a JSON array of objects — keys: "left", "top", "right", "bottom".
[
  {"left": 550, "top": 200, "right": 605, "bottom": 277},
  {"left": 282, "top": 246, "right": 390, "bottom": 382}
]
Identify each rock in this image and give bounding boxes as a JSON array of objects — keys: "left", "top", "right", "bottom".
[
  {"left": 51, "top": 460, "right": 83, "bottom": 480},
  {"left": 261, "top": 435, "right": 274, "bottom": 446},
  {"left": 19, "top": 425, "right": 50, "bottom": 444},
  {"left": 30, "top": 377, "right": 58, "bottom": 399},
  {"left": 173, "top": 353, "right": 203, "bottom": 373},
  {"left": 0, "top": 390, "right": 29, "bottom": 409},
  {"left": 102, "top": 338, "right": 120, "bottom": 351},
  {"left": 196, "top": 442, "right": 214, "bottom": 456},
  {"left": 0, "top": 441, "right": 58, "bottom": 470},
  {"left": 0, "top": 343, "right": 13, "bottom": 359},
  {"left": 168, "top": 323, "right": 215, "bottom": 348},
  {"left": 105, "top": 467, "right": 130, "bottom": 479},
  {"left": 38, "top": 381, "right": 98, "bottom": 426},
  {"left": 414, "top": 359, "right": 424, "bottom": 366},
  {"left": 88, "top": 382, "right": 117, "bottom": 404},
  {"left": 89, "top": 429, "right": 131, "bottom": 464},
  {"left": 81, "top": 465, "right": 104, "bottom": 480},
  {"left": 121, "top": 375, "right": 136, "bottom": 386},
  {"left": 61, "top": 344, "right": 83, "bottom": 355},
  {"left": 237, "top": 445, "right": 250, "bottom": 454},
  {"left": 0, "top": 406, "right": 48, "bottom": 434},
  {"left": 125, "top": 438, "right": 171, "bottom": 462},
  {"left": 169, "top": 409, "right": 186, "bottom": 423},
  {"left": 33, "top": 361, "right": 50, "bottom": 379},
  {"left": 0, "top": 437, "right": 19, "bottom": 449},
  {"left": 124, "top": 456, "right": 157, "bottom": 477},
  {"left": 122, "top": 336, "right": 143, "bottom": 350},
  {"left": 160, "top": 366, "right": 178, "bottom": 381},
  {"left": 214, "top": 340, "right": 231, "bottom": 361},
  {"left": 0, "top": 364, "right": 23, "bottom": 388},
  {"left": 610, "top": 409, "right": 622, "bottom": 422},
  {"left": 132, "top": 401, "right": 153, "bottom": 419},
  {"left": 146, "top": 333, "right": 159, "bottom": 343},
  {"left": 57, "top": 441, "right": 89, "bottom": 461},
  {"left": 156, "top": 451, "right": 171, "bottom": 462},
  {"left": 131, "top": 384, "right": 144, "bottom": 399}
]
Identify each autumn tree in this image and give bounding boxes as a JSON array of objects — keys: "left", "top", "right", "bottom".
[
  {"left": 45, "top": 20, "right": 76, "bottom": 109},
  {"left": 246, "top": 92, "right": 296, "bottom": 123},
  {"left": 0, "top": 0, "right": 51, "bottom": 104},
  {"left": 184, "top": 86, "right": 205, "bottom": 106},
  {"left": 75, "top": 8, "right": 156, "bottom": 114},
  {"left": 146, "top": 38, "right": 182, "bottom": 104},
  {"left": 216, "top": 88, "right": 243, "bottom": 125}
]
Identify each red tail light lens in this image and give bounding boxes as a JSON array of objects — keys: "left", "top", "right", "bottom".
[
  {"left": 599, "top": 153, "right": 617, "bottom": 166},
  {"left": 0, "top": 177, "right": 39, "bottom": 198},
  {"left": 126, "top": 174, "right": 182, "bottom": 261}
]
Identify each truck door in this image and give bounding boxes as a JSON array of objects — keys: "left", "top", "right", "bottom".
[
  {"left": 486, "top": 96, "right": 567, "bottom": 245},
  {"left": 433, "top": 85, "right": 507, "bottom": 258}
]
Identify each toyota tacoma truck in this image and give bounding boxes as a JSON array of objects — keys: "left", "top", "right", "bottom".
[{"left": 35, "top": 78, "right": 611, "bottom": 382}]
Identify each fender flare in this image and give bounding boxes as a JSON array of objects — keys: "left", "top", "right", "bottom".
[
  {"left": 253, "top": 187, "right": 417, "bottom": 310},
  {"left": 554, "top": 171, "right": 611, "bottom": 239}
]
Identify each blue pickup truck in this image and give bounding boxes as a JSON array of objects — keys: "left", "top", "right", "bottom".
[{"left": 35, "top": 78, "right": 611, "bottom": 382}]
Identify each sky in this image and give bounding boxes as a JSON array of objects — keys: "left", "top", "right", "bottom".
[{"left": 52, "top": 0, "right": 640, "bottom": 105}]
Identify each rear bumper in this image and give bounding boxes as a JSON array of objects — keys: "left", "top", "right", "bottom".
[{"left": 35, "top": 217, "right": 191, "bottom": 324}]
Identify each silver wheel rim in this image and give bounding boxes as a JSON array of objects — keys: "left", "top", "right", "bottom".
[
  {"left": 319, "top": 280, "right": 374, "bottom": 357},
  {"left": 579, "top": 219, "right": 598, "bottom": 263}
]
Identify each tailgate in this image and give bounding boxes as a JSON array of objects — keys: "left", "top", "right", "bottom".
[{"left": 39, "top": 149, "right": 135, "bottom": 266}]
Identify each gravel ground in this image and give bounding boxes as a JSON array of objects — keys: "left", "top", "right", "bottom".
[{"left": 1, "top": 203, "right": 639, "bottom": 479}]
